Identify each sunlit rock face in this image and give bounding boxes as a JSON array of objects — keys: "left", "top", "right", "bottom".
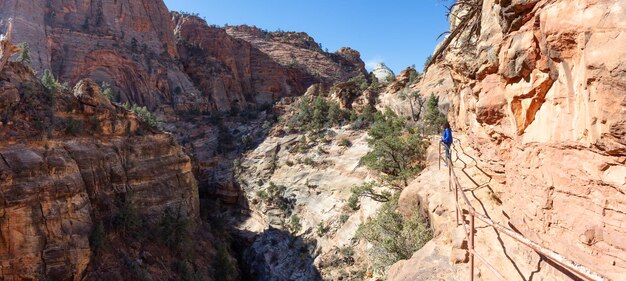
[
  {"left": 371, "top": 63, "right": 395, "bottom": 83},
  {"left": 385, "top": 0, "right": 626, "bottom": 280},
  {"left": 0, "top": 63, "right": 199, "bottom": 280}
]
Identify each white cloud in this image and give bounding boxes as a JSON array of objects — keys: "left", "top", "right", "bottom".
[{"left": 365, "top": 57, "right": 384, "bottom": 71}]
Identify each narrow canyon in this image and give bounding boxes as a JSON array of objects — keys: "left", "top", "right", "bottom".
[{"left": 0, "top": 0, "right": 624, "bottom": 280}]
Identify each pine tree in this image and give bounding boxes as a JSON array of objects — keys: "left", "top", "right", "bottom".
[
  {"left": 41, "top": 69, "right": 58, "bottom": 92},
  {"left": 370, "top": 76, "right": 379, "bottom": 91},
  {"left": 17, "top": 42, "right": 31, "bottom": 64},
  {"left": 424, "top": 94, "right": 447, "bottom": 134}
]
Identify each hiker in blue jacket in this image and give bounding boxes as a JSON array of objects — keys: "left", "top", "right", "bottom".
[{"left": 442, "top": 121, "right": 453, "bottom": 163}]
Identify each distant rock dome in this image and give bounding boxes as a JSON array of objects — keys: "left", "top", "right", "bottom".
[{"left": 371, "top": 63, "right": 395, "bottom": 82}]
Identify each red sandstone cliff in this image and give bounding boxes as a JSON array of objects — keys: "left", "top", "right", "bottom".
[
  {"left": 0, "top": 0, "right": 367, "bottom": 213},
  {"left": 225, "top": 25, "right": 367, "bottom": 84},
  {"left": 172, "top": 14, "right": 317, "bottom": 112},
  {"left": 0, "top": 1, "right": 365, "bottom": 115},
  {"left": 0, "top": 0, "right": 201, "bottom": 112},
  {"left": 0, "top": 62, "right": 222, "bottom": 280},
  {"left": 386, "top": 0, "right": 626, "bottom": 280}
]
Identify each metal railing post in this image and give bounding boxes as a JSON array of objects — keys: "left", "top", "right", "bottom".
[
  {"left": 439, "top": 141, "right": 441, "bottom": 170},
  {"left": 469, "top": 212, "right": 475, "bottom": 281},
  {"left": 454, "top": 175, "right": 459, "bottom": 225},
  {"left": 448, "top": 156, "right": 452, "bottom": 192}
]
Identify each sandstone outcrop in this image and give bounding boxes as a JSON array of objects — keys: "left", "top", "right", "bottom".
[
  {"left": 173, "top": 14, "right": 315, "bottom": 112},
  {"left": 0, "top": 21, "right": 20, "bottom": 74},
  {"left": 386, "top": 0, "right": 626, "bottom": 279},
  {"left": 0, "top": 1, "right": 368, "bottom": 212},
  {"left": 0, "top": 62, "right": 203, "bottom": 280},
  {"left": 371, "top": 63, "right": 395, "bottom": 83},
  {"left": 0, "top": 0, "right": 202, "bottom": 112},
  {"left": 235, "top": 116, "right": 385, "bottom": 280},
  {"left": 225, "top": 25, "right": 367, "bottom": 84}
]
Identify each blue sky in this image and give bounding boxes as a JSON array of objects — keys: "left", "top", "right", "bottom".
[{"left": 163, "top": 0, "right": 454, "bottom": 74}]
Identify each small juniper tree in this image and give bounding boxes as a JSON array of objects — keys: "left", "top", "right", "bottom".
[
  {"left": 101, "top": 82, "right": 114, "bottom": 101},
  {"left": 424, "top": 94, "right": 447, "bottom": 134},
  {"left": 356, "top": 194, "right": 432, "bottom": 272},
  {"left": 361, "top": 108, "right": 428, "bottom": 186},
  {"left": 17, "top": 42, "right": 31, "bottom": 64},
  {"left": 370, "top": 76, "right": 380, "bottom": 91},
  {"left": 41, "top": 69, "right": 59, "bottom": 92}
]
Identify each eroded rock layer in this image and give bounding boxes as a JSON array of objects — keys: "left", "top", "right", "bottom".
[
  {"left": 0, "top": 62, "right": 200, "bottom": 280},
  {"left": 390, "top": 0, "right": 626, "bottom": 279}
]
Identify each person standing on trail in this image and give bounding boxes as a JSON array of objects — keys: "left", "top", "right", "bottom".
[{"left": 442, "top": 121, "right": 453, "bottom": 163}]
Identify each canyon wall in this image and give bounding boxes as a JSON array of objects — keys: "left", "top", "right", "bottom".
[
  {"left": 0, "top": 0, "right": 199, "bottom": 111},
  {"left": 0, "top": 0, "right": 366, "bottom": 206},
  {"left": 391, "top": 0, "right": 626, "bottom": 279},
  {"left": 172, "top": 14, "right": 314, "bottom": 112},
  {"left": 0, "top": 1, "right": 369, "bottom": 279},
  {"left": 0, "top": 0, "right": 364, "bottom": 114},
  {"left": 0, "top": 62, "right": 200, "bottom": 280}
]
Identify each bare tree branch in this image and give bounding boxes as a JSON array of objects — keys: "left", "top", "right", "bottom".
[{"left": 0, "top": 20, "right": 22, "bottom": 73}]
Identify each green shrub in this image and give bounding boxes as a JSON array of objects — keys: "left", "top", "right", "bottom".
[
  {"left": 214, "top": 244, "right": 237, "bottom": 281},
  {"left": 424, "top": 94, "right": 447, "bottom": 134},
  {"left": 89, "top": 221, "right": 106, "bottom": 256},
  {"left": 348, "top": 182, "right": 391, "bottom": 210},
  {"left": 339, "top": 138, "right": 352, "bottom": 147},
  {"left": 128, "top": 259, "right": 153, "bottom": 281},
  {"left": 256, "top": 190, "right": 268, "bottom": 200},
  {"left": 317, "top": 146, "right": 328, "bottom": 155},
  {"left": 361, "top": 108, "right": 427, "bottom": 186},
  {"left": 65, "top": 117, "right": 83, "bottom": 135},
  {"left": 241, "top": 134, "right": 252, "bottom": 147},
  {"left": 350, "top": 105, "right": 376, "bottom": 130},
  {"left": 17, "top": 42, "right": 31, "bottom": 64},
  {"left": 370, "top": 76, "right": 380, "bottom": 91},
  {"left": 287, "top": 96, "right": 349, "bottom": 132},
  {"left": 89, "top": 116, "right": 100, "bottom": 132},
  {"left": 157, "top": 210, "right": 192, "bottom": 252},
  {"left": 101, "top": 82, "right": 114, "bottom": 101},
  {"left": 348, "top": 194, "right": 360, "bottom": 211},
  {"left": 339, "top": 246, "right": 354, "bottom": 258},
  {"left": 262, "top": 120, "right": 272, "bottom": 130},
  {"left": 174, "top": 260, "right": 209, "bottom": 281},
  {"left": 287, "top": 214, "right": 302, "bottom": 234},
  {"left": 316, "top": 222, "right": 330, "bottom": 237},
  {"left": 41, "top": 69, "right": 63, "bottom": 93},
  {"left": 339, "top": 214, "right": 349, "bottom": 224},
  {"left": 112, "top": 193, "right": 144, "bottom": 238},
  {"left": 123, "top": 102, "right": 159, "bottom": 130},
  {"left": 349, "top": 74, "right": 369, "bottom": 91},
  {"left": 423, "top": 55, "right": 433, "bottom": 72},
  {"left": 409, "top": 69, "right": 420, "bottom": 84},
  {"left": 259, "top": 182, "right": 294, "bottom": 215},
  {"left": 356, "top": 194, "right": 432, "bottom": 272},
  {"left": 303, "top": 157, "right": 315, "bottom": 166}
]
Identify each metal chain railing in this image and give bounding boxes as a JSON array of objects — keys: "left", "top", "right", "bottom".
[{"left": 438, "top": 140, "right": 607, "bottom": 281}]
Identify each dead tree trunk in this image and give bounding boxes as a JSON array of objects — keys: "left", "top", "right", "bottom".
[{"left": 0, "top": 21, "right": 21, "bottom": 73}]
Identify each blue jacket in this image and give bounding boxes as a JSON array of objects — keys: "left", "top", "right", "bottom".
[{"left": 442, "top": 128, "right": 453, "bottom": 145}]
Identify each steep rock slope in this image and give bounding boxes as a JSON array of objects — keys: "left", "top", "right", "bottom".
[
  {"left": 0, "top": 1, "right": 366, "bottom": 115},
  {"left": 172, "top": 14, "right": 316, "bottom": 112},
  {"left": 386, "top": 0, "right": 626, "bottom": 279},
  {"left": 235, "top": 122, "right": 382, "bottom": 281},
  {"left": 225, "top": 25, "right": 367, "bottom": 84},
  {"left": 0, "top": 0, "right": 200, "bottom": 111},
  {"left": 0, "top": 62, "right": 204, "bottom": 280},
  {"left": 0, "top": 0, "right": 368, "bottom": 214}
]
